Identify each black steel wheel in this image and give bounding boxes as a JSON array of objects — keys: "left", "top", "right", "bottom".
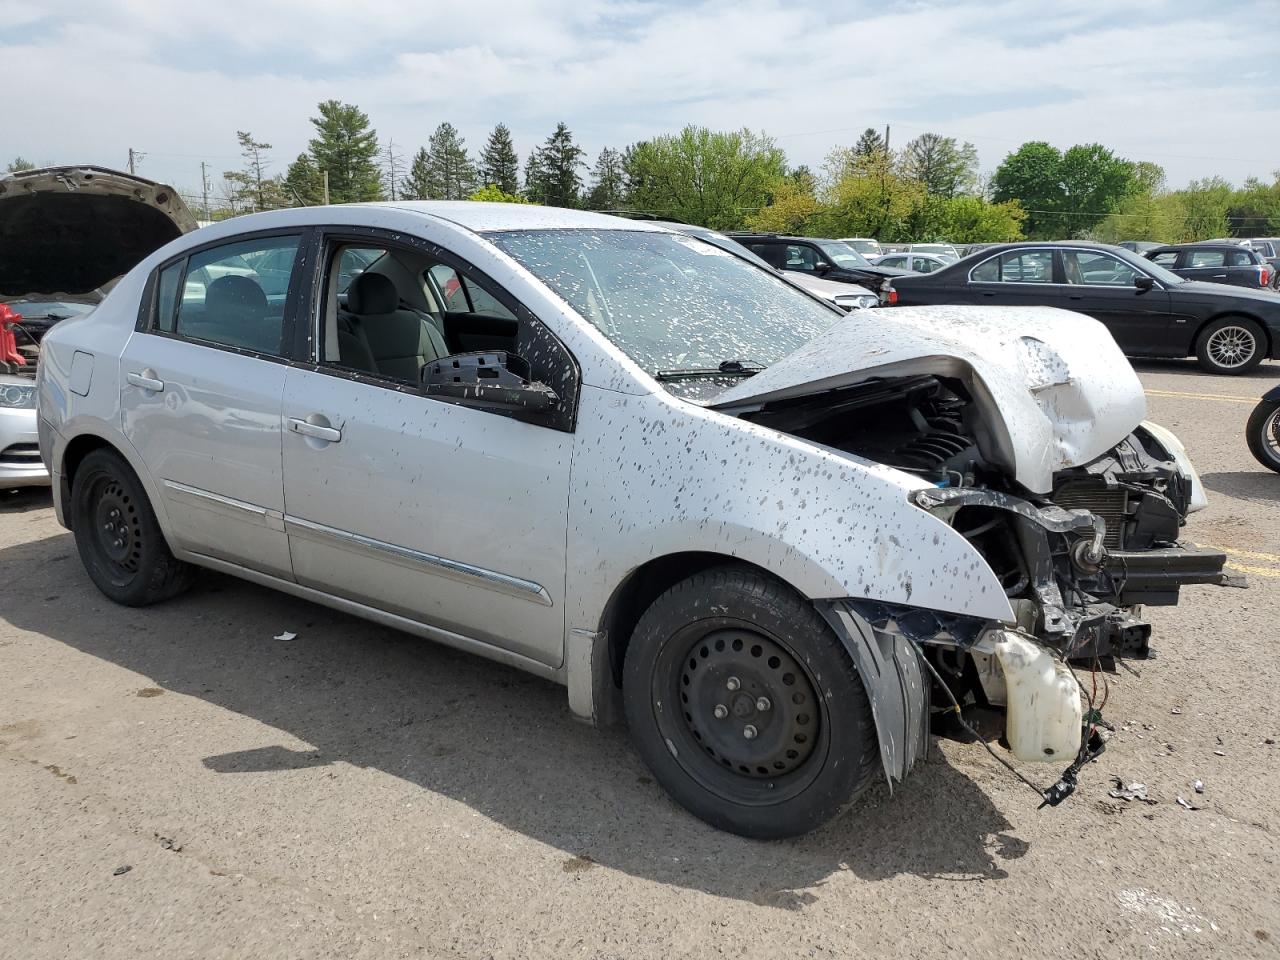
[
  {"left": 71, "top": 448, "right": 193, "bottom": 606},
  {"left": 624, "top": 564, "right": 879, "bottom": 838},
  {"left": 1246, "top": 398, "right": 1280, "bottom": 473}
]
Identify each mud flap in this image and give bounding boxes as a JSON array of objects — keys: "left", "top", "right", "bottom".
[{"left": 818, "top": 602, "right": 930, "bottom": 789}]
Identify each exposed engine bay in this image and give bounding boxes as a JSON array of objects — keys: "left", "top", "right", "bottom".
[{"left": 740, "top": 373, "right": 1228, "bottom": 664}]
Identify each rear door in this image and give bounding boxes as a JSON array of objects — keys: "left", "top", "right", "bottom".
[
  {"left": 963, "top": 248, "right": 1056, "bottom": 308},
  {"left": 1180, "top": 248, "right": 1230, "bottom": 285},
  {"left": 121, "top": 230, "right": 309, "bottom": 579},
  {"left": 1057, "top": 248, "right": 1174, "bottom": 355}
]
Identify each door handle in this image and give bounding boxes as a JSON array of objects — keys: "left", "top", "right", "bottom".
[
  {"left": 126, "top": 370, "right": 165, "bottom": 392},
  {"left": 1211, "top": 274, "right": 1227, "bottom": 279},
  {"left": 289, "top": 417, "right": 342, "bottom": 443}
]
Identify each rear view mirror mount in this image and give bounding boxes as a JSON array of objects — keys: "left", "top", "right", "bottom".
[{"left": 422, "top": 351, "right": 559, "bottom": 413}]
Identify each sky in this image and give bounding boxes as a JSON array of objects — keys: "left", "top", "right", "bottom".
[{"left": 5, "top": 0, "right": 1279, "bottom": 202}]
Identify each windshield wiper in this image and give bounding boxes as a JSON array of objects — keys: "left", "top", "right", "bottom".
[{"left": 654, "top": 359, "right": 766, "bottom": 382}]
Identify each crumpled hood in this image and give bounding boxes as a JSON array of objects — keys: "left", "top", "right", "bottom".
[
  {"left": 712, "top": 304, "right": 1147, "bottom": 494},
  {"left": 0, "top": 166, "right": 196, "bottom": 298}
]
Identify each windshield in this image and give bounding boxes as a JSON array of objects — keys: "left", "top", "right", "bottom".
[
  {"left": 489, "top": 229, "right": 842, "bottom": 396},
  {"left": 2, "top": 299, "right": 96, "bottom": 320},
  {"left": 1117, "top": 246, "right": 1186, "bottom": 285},
  {"left": 815, "top": 241, "right": 871, "bottom": 268}
]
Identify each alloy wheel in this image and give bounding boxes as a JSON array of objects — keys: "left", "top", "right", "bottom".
[{"left": 1206, "top": 325, "right": 1258, "bottom": 369}]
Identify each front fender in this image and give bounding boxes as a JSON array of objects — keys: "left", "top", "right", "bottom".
[{"left": 566, "top": 386, "right": 1014, "bottom": 636}]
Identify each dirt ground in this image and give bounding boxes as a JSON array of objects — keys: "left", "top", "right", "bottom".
[{"left": 2, "top": 359, "right": 1278, "bottom": 960}]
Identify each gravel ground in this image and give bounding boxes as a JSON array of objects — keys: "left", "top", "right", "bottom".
[{"left": 1, "top": 359, "right": 1278, "bottom": 960}]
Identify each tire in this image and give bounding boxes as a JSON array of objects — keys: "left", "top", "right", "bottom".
[
  {"left": 622, "top": 564, "right": 879, "bottom": 839},
  {"left": 1246, "top": 399, "right": 1280, "bottom": 473},
  {"left": 70, "top": 448, "right": 194, "bottom": 606},
  {"left": 1195, "top": 317, "right": 1266, "bottom": 374}
]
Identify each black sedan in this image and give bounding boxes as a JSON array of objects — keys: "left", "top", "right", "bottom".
[
  {"left": 1146, "top": 243, "right": 1273, "bottom": 290},
  {"left": 891, "top": 241, "right": 1280, "bottom": 374}
]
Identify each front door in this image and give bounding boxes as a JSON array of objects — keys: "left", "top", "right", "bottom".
[
  {"left": 120, "top": 231, "right": 307, "bottom": 579},
  {"left": 1056, "top": 248, "right": 1174, "bottom": 355},
  {"left": 279, "top": 233, "right": 576, "bottom": 667}
]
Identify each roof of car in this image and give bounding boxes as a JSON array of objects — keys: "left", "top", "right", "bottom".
[
  {"left": 374, "top": 201, "right": 671, "bottom": 234},
  {"left": 1147, "top": 242, "right": 1255, "bottom": 251}
]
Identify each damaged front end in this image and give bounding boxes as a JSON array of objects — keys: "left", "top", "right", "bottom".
[{"left": 713, "top": 307, "right": 1230, "bottom": 800}]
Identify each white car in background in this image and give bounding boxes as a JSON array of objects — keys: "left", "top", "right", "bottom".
[
  {"left": 38, "top": 202, "right": 1223, "bottom": 837},
  {"left": 0, "top": 165, "right": 194, "bottom": 488},
  {"left": 873, "top": 251, "right": 953, "bottom": 275},
  {"left": 839, "top": 237, "right": 883, "bottom": 259}
]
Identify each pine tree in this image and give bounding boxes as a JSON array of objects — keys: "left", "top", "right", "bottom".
[
  {"left": 525, "top": 122, "right": 585, "bottom": 208},
  {"left": 306, "top": 100, "right": 383, "bottom": 203},
  {"left": 282, "top": 153, "right": 324, "bottom": 205},
  {"left": 586, "top": 147, "right": 626, "bottom": 210},
  {"left": 424, "top": 122, "right": 476, "bottom": 200},
  {"left": 222, "top": 131, "right": 286, "bottom": 212},
  {"left": 401, "top": 147, "right": 432, "bottom": 200},
  {"left": 854, "top": 127, "right": 887, "bottom": 160},
  {"left": 479, "top": 123, "right": 521, "bottom": 194}
]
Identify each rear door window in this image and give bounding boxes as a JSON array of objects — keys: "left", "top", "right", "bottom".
[
  {"left": 1188, "top": 250, "right": 1226, "bottom": 268},
  {"left": 172, "top": 235, "right": 302, "bottom": 356},
  {"left": 996, "top": 250, "right": 1053, "bottom": 283}
]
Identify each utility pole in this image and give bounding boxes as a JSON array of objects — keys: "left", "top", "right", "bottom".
[
  {"left": 200, "top": 161, "right": 211, "bottom": 220},
  {"left": 883, "top": 125, "right": 891, "bottom": 154},
  {"left": 322, "top": 169, "right": 330, "bottom": 205},
  {"left": 127, "top": 147, "right": 144, "bottom": 174}
]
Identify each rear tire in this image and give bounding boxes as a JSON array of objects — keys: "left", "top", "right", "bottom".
[
  {"left": 622, "top": 564, "right": 879, "bottom": 839},
  {"left": 1195, "top": 317, "right": 1266, "bottom": 374},
  {"left": 1246, "top": 399, "right": 1280, "bottom": 473},
  {"left": 70, "top": 448, "right": 194, "bottom": 606}
]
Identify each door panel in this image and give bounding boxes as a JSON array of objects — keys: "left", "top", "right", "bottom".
[
  {"left": 120, "top": 334, "right": 292, "bottom": 577},
  {"left": 280, "top": 368, "right": 572, "bottom": 667},
  {"left": 1057, "top": 249, "right": 1175, "bottom": 355}
]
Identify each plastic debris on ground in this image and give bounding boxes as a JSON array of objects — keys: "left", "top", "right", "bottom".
[
  {"left": 273, "top": 631, "right": 298, "bottom": 642},
  {"left": 1108, "top": 777, "right": 1158, "bottom": 805}
]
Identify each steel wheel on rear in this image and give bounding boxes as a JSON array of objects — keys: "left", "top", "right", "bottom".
[{"left": 88, "top": 477, "right": 145, "bottom": 583}]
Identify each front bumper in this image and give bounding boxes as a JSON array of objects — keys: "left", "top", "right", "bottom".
[{"left": 0, "top": 404, "right": 49, "bottom": 488}]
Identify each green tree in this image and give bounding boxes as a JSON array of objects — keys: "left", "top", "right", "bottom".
[
  {"left": 900, "top": 133, "right": 978, "bottom": 198},
  {"left": 401, "top": 147, "right": 432, "bottom": 200},
  {"left": 814, "top": 148, "right": 922, "bottom": 241},
  {"left": 412, "top": 122, "right": 476, "bottom": 200},
  {"left": 787, "top": 164, "right": 817, "bottom": 196},
  {"left": 282, "top": 153, "right": 325, "bottom": 205},
  {"left": 307, "top": 100, "right": 382, "bottom": 203},
  {"left": 468, "top": 183, "right": 530, "bottom": 203},
  {"left": 1057, "top": 143, "right": 1137, "bottom": 235},
  {"left": 525, "top": 122, "right": 586, "bottom": 207},
  {"left": 1176, "top": 177, "right": 1234, "bottom": 241},
  {"left": 990, "top": 141, "right": 1067, "bottom": 238},
  {"left": 478, "top": 123, "right": 521, "bottom": 194},
  {"left": 623, "top": 126, "right": 785, "bottom": 229},
  {"left": 222, "top": 131, "right": 287, "bottom": 212},
  {"left": 1226, "top": 176, "right": 1280, "bottom": 237},
  {"left": 854, "top": 127, "right": 887, "bottom": 160},
  {"left": 6, "top": 157, "right": 35, "bottom": 173},
  {"left": 745, "top": 179, "right": 822, "bottom": 234},
  {"left": 586, "top": 147, "right": 626, "bottom": 210},
  {"left": 937, "top": 196, "right": 1026, "bottom": 242}
]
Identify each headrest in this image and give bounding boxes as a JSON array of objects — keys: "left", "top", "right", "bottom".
[
  {"left": 347, "top": 272, "right": 398, "bottom": 315},
  {"left": 206, "top": 275, "right": 267, "bottom": 314}
]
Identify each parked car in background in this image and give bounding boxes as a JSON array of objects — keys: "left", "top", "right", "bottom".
[
  {"left": 1242, "top": 239, "right": 1280, "bottom": 288},
  {"left": 1145, "top": 243, "right": 1273, "bottom": 290},
  {"left": 0, "top": 165, "right": 195, "bottom": 488},
  {"left": 906, "top": 242, "right": 959, "bottom": 261},
  {"left": 655, "top": 222, "right": 879, "bottom": 310},
  {"left": 1118, "top": 240, "right": 1162, "bottom": 255},
  {"left": 890, "top": 241, "right": 1280, "bottom": 374},
  {"left": 872, "top": 251, "right": 952, "bottom": 274},
  {"left": 38, "top": 202, "right": 1222, "bottom": 836},
  {"left": 725, "top": 233, "right": 911, "bottom": 296},
  {"left": 838, "top": 237, "right": 883, "bottom": 259}
]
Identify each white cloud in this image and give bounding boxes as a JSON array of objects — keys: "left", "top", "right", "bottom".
[{"left": 4, "top": 0, "right": 1277, "bottom": 196}]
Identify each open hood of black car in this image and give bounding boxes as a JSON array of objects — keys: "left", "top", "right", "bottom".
[{"left": 0, "top": 165, "right": 197, "bottom": 298}]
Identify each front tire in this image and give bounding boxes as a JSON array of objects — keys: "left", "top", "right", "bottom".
[
  {"left": 70, "top": 448, "right": 194, "bottom": 606},
  {"left": 1195, "top": 317, "right": 1266, "bottom": 374},
  {"left": 622, "top": 565, "right": 879, "bottom": 838},
  {"left": 1246, "top": 399, "right": 1280, "bottom": 473}
]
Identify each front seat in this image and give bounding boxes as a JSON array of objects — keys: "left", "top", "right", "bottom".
[
  {"left": 204, "top": 275, "right": 278, "bottom": 353},
  {"left": 344, "top": 272, "right": 449, "bottom": 381}
]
